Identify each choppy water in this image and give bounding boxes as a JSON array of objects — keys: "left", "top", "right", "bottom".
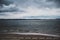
[{"left": 0, "top": 19, "right": 60, "bottom": 35}]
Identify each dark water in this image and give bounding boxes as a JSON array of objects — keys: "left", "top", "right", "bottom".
[{"left": 0, "top": 19, "right": 60, "bottom": 35}]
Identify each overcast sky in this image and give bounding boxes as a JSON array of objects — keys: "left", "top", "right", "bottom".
[{"left": 0, "top": 0, "right": 60, "bottom": 19}]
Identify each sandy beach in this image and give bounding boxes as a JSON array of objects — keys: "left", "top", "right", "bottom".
[{"left": 0, "top": 33, "right": 60, "bottom": 40}]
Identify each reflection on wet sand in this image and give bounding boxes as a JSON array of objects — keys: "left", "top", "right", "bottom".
[{"left": 0, "top": 33, "right": 60, "bottom": 40}]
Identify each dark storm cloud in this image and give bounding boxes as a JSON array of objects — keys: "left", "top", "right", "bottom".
[
  {"left": 0, "top": 9, "right": 25, "bottom": 13},
  {"left": 33, "top": 0, "right": 60, "bottom": 8},
  {"left": 0, "top": 0, "right": 60, "bottom": 13},
  {"left": 0, "top": 0, "right": 18, "bottom": 12},
  {"left": 47, "top": 0, "right": 60, "bottom": 8},
  {"left": 12, "top": 0, "right": 60, "bottom": 8},
  {"left": 47, "top": 0, "right": 60, "bottom": 3},
  {"left": 0, "top": 0, "right": 60, "bottom": 19},
  {"left": 0, "top": 7, "right": 17, "bottom": 12},
  {"left": 0, "top": 0, "right": 13, "bottom": 6},
  {"left": 0, "top": 0, "right": 26, "bottom": 13}
]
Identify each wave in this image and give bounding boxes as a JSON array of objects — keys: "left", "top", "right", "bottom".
[{"left": 1, "top": 32, "right": 60, "bottom": 37}]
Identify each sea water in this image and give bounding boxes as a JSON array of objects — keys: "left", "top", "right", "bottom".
[{"left": 0, "top": 19, "right": 60, "bottom": 35}]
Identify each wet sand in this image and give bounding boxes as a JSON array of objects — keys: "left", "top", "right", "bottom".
[{"left": 0, "top": 33, "right": 60, "bottom": 40}]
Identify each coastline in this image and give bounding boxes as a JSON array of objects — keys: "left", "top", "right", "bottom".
[
  {"left": 0, "top": 33, "right": 60, "bottom": 40},
  {"left": 0, "top": 32, "right": 60, "bottom": 37}
]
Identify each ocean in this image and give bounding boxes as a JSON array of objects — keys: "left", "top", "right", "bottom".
[{"left": 0, "top": 19, "right": 60, "bottom": 35}]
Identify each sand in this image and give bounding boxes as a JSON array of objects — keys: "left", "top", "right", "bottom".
[{"left": 0, "top": 33, "right": 60, "bottom": 40}]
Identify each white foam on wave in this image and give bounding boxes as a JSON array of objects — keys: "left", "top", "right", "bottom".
[{"left": 2, "top": 32, "right": 60, "bottom": 37}]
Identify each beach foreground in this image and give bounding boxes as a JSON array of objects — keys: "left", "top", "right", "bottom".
[{"left": 0, "top": 33, "right": 60, "bottom": 40}]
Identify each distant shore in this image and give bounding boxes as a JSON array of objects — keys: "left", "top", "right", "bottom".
[{"left": 0, "top": 18, "right": 60, "bottom": 20}]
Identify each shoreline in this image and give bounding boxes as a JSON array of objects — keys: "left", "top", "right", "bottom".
[
  {"left": 0, "top": 33, "right": 60, "bottom": 40},
  {"left": 0, "top": 32, "right": 60, "bottom": 37}
]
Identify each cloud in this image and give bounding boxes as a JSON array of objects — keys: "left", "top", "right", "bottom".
[
  {"left": 0, "top": 0, "right": 59, "bottom": 8},
  {"left": 47, "top": 0, "right": 60, "bottom": 8},
  {"left": 0, "top": 7, "right": 60, "bottom": 19},
  {"left": 0, "top": 0, "right": 13, "bottom": 6},
  {"left": 20, "top": 7, "right": 60, "bottom": 19},
  {"left": 12, "top": 0, "right": 60, "bottom": 8},
  {"left": 0, "top": 0, "right": 60, "bottom": 19},
  {"left": 0, "top": 4, "right": 18, "bottom": 12},
  {"left": 0, "top": 3, "right": 26, "bottom": 13},
  {"left": 0, "top": 0, "right": 18, "bottom": 12}
]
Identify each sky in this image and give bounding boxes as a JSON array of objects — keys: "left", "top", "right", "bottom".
[{"left": 0, "top": 0, "right": 60, "bottom": 19}]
